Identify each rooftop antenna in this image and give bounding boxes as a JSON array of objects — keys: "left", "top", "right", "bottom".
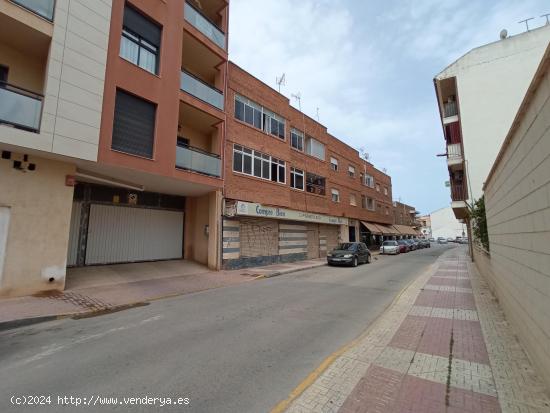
[
  {"left": 291, "top": 92, "right": 302, "bottom": 111},
  {"left": 383, "top": 168, "right": 387, "bottom": 174},
  {"left": 518, "top": 17, "right": 535, "bottom": 31},
  {"left": 315, "top": 107, "right": 320, "bottom": 122},
  {"left": 276, "top": 73, "right": 286, "bottom": 93},
  {"left": 542, "top": 13, "right": 550, "bottom": 25}
]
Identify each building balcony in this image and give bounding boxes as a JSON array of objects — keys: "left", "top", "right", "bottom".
[
  {"left": 181, "top": 70, "right": 224, "bottom": 111},
  {"left": 446, "top": 143, "right": 463, "bottom": 168},
  {"left": 443, "top": 101, "right": 458, "bottom": 118},
  {"left": 176, "top": 144, "right": 221, "bottom": 177},
  {"left": 450, "top": 181, "right": 468, "bottom": 219},
  {"left": 11, "top": 0, "right": 55, "bottom": 21},
  {"left": 0, "top": 82, "right": 43, "bottom": 132},
  {"left": 184, "top": 1, "right": 226, "bottom": 50}
]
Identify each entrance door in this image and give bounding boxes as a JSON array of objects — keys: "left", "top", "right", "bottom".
[
  {"left": 349, "top": 225, "right": 356, "bottom": 242},
  {"left": 0, "top": 207, "right": 10, "bottom": 284},
  {"left": 306, "top": 224, "right": 320, "bottom": 259},
  {"left": 85, "top": 204, "right": 184, "bottom": 265}
]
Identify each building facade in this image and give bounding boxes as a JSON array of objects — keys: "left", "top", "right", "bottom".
[
  {"left": 434, "top": 24, "right": 550, "bottom": 221},
  {"left": 429, "top": 207, "right": 466, "bottom": 240},
  {"left": 474, "top": 43, "right": 550, "bottom": 389},
  {"left": 417, "top": 215, "right": 431, "bottom": 238},
  {"left": 222, "top": 63, "right": 397, "bottom": 269},
  {"left": 0, "top": 0, "right": 230, "bottom": 296}
]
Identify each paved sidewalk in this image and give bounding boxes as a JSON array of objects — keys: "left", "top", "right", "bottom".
[
  {"left": 282, "top": 247, "right": 550, "bottom": 413},
  {"left": 0, "top": 258, "right": 327, "bottom": 327}
]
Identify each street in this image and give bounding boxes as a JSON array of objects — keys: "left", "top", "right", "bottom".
[{"left": 0, "top": 246, "right": 453, "bottom": 413}]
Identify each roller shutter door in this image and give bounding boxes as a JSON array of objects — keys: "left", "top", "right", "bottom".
[
  {"left": 85, "top": 204, "right": 183, "bottom": 265},
  {"left": 320, "top": 224, "right": 339, "bottom": 257}
]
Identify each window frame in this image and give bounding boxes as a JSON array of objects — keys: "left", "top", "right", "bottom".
[
  {"left": 330, "top": 157, "right": 339, "bottom": 171},
  {"left": 364, "top": 174, "right": 374, "bottom": 188},
  {"left": 290, "top": 167, "right": 305, "bottom": 191},
  {"left": 305, "top": 135, "right": 325, "bottom": 161},
  {"left": 232, "top": 144, "right": 286, "bottom": 184},
  {"left": 234, "top": 94, "right": 286, "bottom": 140},
  {"left": 350, "top": 193, "right": 357, "bottom": 206},
  {"left": 290, "top": 128, "right": 304, "bottom": 152},
  {"left": 305, "top": 172, "right": 326, "bottom": 195},
  {"left": 331, "top": 188, "right": 340, "bottom": 203},
  {"left": 120, "top": 22, "right": 160, "bottom": 75},
  {"left": 348, "top": 165, "right": 355, "bottom": 178},
  {"left": 367, "top": 197, "right": 375, "bottom": 211}
]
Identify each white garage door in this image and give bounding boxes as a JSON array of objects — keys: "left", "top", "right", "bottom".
[{"left": 86, "top": 204, "right": 184, "bottom": 265}]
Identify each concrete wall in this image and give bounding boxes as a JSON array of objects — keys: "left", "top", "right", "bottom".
[
  {"left": 0, "top": 155, "right": 75, "bottom": 297},
  {"left": 477, "top": 56, "right": 550, "bottom": 388},
  {"left": 430, "top": 206, "right": 466, "bottom": 239},
  {"left": 437, "top": 25, "right": 550, "bottom": 202}
]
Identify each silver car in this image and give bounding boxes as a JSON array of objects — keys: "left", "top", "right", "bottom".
[{"left": 380, "top": 240, "right": 400, "bottom": 255}]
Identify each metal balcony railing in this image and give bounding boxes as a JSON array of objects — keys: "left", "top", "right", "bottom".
[
  {"left": 181, "top": 71, "right": 224, "bottom": 111},
  {"left": 451, "top": 181, "right": 467, "bottom": 202},
  {"left": 176, "top": 144, "right": 221, "bottom": 177},
  {"left": 447, "top": 143, "right": 462, "bottom": 159},
  {"left": 184, "top": 2, "right": 226, "bottom": 50},
  {"left": 443, "top": 101, "right": 458, "bottom": 118},
  {"left": 0, "top": 82, "right": 43, "bottom": 132},
  {"left": 11, "top": 0, "right": 55, "bottom": 21}
]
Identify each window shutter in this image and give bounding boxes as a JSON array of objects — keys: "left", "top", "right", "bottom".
[{"left": 123, "top": 6, "right": 161, "bottom": 47}]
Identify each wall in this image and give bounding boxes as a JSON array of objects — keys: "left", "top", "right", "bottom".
[
  {"left": 0, "top": 155, "right": 75, "bottom": 297},
  {"left": 0, "top": 41, "right": 46, "bottom": 93},
  {"left": 478, "top": 55, "right": 550, "bottom": 388},
  {"left": 438, "top": 25, "right": 550, "bottom": 202},
  {"left": 184, "top": 194, "right": 210, "bottom": 265},
  {"left": 430, "top": 206, "right": 466, "bottom": 239}
]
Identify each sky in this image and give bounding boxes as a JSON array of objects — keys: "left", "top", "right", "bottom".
[{"left": 228, "top": 0, "right": 550, "bottom": 215}]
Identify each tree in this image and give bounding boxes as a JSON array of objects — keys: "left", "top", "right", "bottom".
[{"left": 470, "top": 196, "right": 489, "bottom": 251}]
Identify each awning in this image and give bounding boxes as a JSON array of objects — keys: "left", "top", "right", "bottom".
[
  {"left": 360, "top": 221, "right": 382, "bottom": 235},
  {"left": 393, "top": 225, "right": 418, "bottom": 235},
  {"left": 377, "top": 224, "right": 397, "bottom": 235}
]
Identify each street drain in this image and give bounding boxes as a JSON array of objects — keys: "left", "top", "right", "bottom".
[{"left": 32, "top": 290, "right": 112, "bottom": 312}]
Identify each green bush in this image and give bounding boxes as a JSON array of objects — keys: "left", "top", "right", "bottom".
[{"left": 470, "top": 196, "right": 489, "bottom": 251}]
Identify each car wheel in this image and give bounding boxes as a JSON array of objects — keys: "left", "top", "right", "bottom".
[
  {"left": 366, "top": 254, "right": 372, "bottom": 264},
  {"left": 352, "top": 257, "right": 358, "bottom": 267}
]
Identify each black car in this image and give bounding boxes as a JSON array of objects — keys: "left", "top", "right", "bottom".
[{"left": 327, "top": 242, "right": 371, "bottom": 267}]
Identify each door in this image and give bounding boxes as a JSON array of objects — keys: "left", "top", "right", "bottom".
[
  {"left": 0, "top": 206, "right": 10, "bottom": 284},
  {"left": 85, "top": 204, "right": 184, "bottom": 265},
  {"left": 306, "top": 224, "right": 320, "bottom": 259},
  {"left": 349, "top": 225, "right": 356, "bottom": 242},
  {"left": 67, "top": 202, "right": 82, "bottom": 267}
]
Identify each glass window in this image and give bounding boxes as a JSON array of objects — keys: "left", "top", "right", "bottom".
[
  {"left": 306, "top": 172, "right": 326, "bottom": 195},
  {"left": 364, "top": 174, "right": 374, "bottom": 188},
  {"left": 348, "top": 165, "right": 355, "bottom": 177},
  {"left": 291, "top": 168, "right": 304, "bottom": 190},
  {"left": 235, "top": 99, "right": 245, "bottom": 121},
  {"left": 376, "top": 184, "right": 380, "bottom": 192},
  {"left": 330, "top": 157, "right": 338, "bottom": 171},
  {"left": 350, "top": 194, "right": 357, "bottom": 206},
  {"left": 384, "top": 187, "right": 388, "bottom": 196},
  {"left": 367, "top": 198, "right": 375, "bottom": 211},
  {"left": 291, "top": 129, "right": 304, "bottom": 151},
  {"left": 305, "top": 136, "right": 325, "bottom": 160},
  {"left": 232, "top": 144, "right": 287, "bottom": 184},
  {"left": 331, "top": 189, "right": 340, "bottom": 203},
  {"left": 235, "top": 94, "right": 285, "bottom": 139}
]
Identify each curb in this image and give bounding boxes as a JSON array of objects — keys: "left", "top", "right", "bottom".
[
  {"left": 0, "top": 314, "right": 67, "bottom": 332},
  {"left": 263, "top": 263, "right": 327, "bottom": 278}
]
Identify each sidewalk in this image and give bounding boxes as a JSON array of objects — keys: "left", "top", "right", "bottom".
[
  {"left": 281, "top": 247, "right": 550, "bottom": 413},
  {"left": 0, "top": 258, "right": 327, "bottom": 328}
]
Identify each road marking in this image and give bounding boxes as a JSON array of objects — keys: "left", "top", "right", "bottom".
[{"left": 269, "top": 262, "right": 437, "bottom": 413}]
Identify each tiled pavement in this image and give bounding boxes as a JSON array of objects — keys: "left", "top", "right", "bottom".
[{"left": 284, "top": 248, "right": 550, "bottom": 413}]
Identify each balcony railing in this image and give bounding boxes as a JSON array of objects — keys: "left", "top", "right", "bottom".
[
  {"left": 443, "top": 101, "right": 458, "bottom": 118},
  {"left": 184, "top": 1, "right": 226, "bottom": 50},
  {"left": 447, "top": 143, "right": 462, "bottom": 159},
  {"left": 0, "top": 82, "right": 43, "bottom": 132},
  {"left": 451, "top": 181, "right": 467, "bottom": 202},
  {"left": 11, "top": 0, "right": 55, "bottom": 21},
  {"left": 176, "top": 144, "right": 221, "bottom": 177},
  {"left": 181, "top": 71, "right": 224, "bottom": 111}
]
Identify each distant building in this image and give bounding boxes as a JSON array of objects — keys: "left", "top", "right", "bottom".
[
  {"left": 434, "top": 25, "right": 550, "bottom": 221},
  {"left": 392, "top": 201, "right": 419, "bottom": 227},
  {"left": 429, "top": 207, "right": 466, "bottom": 240},
  {"left": 417, "top": 215, "right": 431, "bottom": 238}
]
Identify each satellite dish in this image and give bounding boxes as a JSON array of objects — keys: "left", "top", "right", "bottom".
[{"left": 500, "top": 29, "right": 508, "bottom": 40}]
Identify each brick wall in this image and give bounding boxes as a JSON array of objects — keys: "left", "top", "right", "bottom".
[
  {"left": 225, "top": 62, "right": 394, "bottom": 226},
  {"left": 478, "top": 56, "right": 550, "bottom": 388}
]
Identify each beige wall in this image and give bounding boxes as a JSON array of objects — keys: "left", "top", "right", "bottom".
[
  {"left": 478, "top": 60, "right": 550, "bottom": 388},
  {"left": 0, "top": 154, "right": 75, "bottom": 297},
  {"left": 184, "top": 194, "right": 211, "bottom": 266},
  {"left": 0, "top": 41, "right": 46, "bottom": 93}
]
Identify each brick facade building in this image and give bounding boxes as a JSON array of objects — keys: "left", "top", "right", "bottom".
[{"left": 222, "top": 63, "right": 397, "bottom": 269}]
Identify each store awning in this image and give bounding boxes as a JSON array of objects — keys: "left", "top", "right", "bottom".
[
  {"left": 393, "top": 225, "right": 418, "bottom": 235},
  {"left": 377, "top": 224, "right": 397, "bottom": 235},
  {"left": 360, "top": 221, "right": 382, "bottom": 235}
]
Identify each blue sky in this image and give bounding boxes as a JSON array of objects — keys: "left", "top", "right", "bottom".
[{"left": 228, "top": 0, "right": 550, "bottom": 215}]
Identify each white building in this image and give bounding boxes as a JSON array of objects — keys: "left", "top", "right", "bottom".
[
  {"left": 434, "top": 24, "right": 550, "bottom": 220},
  {"left": 429, "top": 207, "right": 466, "bottom": 240}
]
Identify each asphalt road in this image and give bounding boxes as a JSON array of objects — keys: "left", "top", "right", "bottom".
[{"left": 0, "top": 245, "right": 455, "bottom": 413}]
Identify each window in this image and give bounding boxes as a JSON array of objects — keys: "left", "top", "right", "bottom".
[
  {"left": 386, "top": 207, "right": 390, "bottom": 215},
  {"left": 290, "top": 167, "right": 304, "bottom": 190},
  {"left": 0, "top": 65, "right": 8, "bottom": 83},
  {"left": 364, "top": 174, "right": 374, "bottom": 188},
  {"left": 350, "top": 194, "right": 357, "bottom": 206},
  {"left": 112, "top": 90, "right": 156, "bottom": 158},
  {"left": 384, "top": 187, "right": 388, "bottom": 196},
  {"left": 305, "top": 136, "right": 325, "bottom": 160},
  {"left": 234, "top": 94, "right": 285, "bottom": 139},
  {"left": 120, "top": 6, "right": 161, "bottom": 75},
  {"left": 331, "top": 189, "right": 340, "bottom": 203},
  {"left": 376, "top": 183, "right": 380, "bottom": 192},
  {"left": 233, "top": 145, "right": 285, "bottom": 183},
  {"left": 330, "top": 157, "right": 338, "bottom": 171},
  {"left": 306, "top": 172, "right": 326, "bottom": 195},
  {"left": 348, "top": 165, "right": 355, "bottom": 178},
  {"left": 291, "top": 128, "right": 304, "bottom": 151},
  {"left": 367, "top": 197, "right": 375, "bottom": 211}
]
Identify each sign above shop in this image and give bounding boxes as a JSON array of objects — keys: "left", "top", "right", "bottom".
[{"left": 234, "top": 201, "right": 348, "bottom": 225}]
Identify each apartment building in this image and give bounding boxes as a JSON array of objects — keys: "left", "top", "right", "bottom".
[
  {"left": 222, "top": 62, "right": 397, "bottom": 269},
  {"left": 417, "top": 214, "right": 431, "bottom": 239},
  {"left": 0, "top": 0, "right": 229, "bottom": 296},
  {"left": 434, "top": 24, "right": 550, "bottom": 222}
]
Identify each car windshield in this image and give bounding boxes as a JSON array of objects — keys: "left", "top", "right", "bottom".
[
  {"left": 398, "top": 240, "right": 407, "bottom": 245},
  {"left": 337, "top": 243, "right": 357, "bottom": 251},
  {"left": 383, "top": 241, "right": 397, "bottom": 246}
]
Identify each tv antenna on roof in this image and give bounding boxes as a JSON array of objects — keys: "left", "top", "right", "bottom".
[
  {"left": 542, "top": 13, "right": 550, "bottom": 25},
  {"left": 291, "top": 92, "right": 302, "bottom": 111},
  {"left": 518, "top": 17, "right": 534, "bottom": 31},
  {"left": 315, "top": 107, "right": 320, "bottom": 122},
  {"left": 276, "top": 73, "right": 286, "bottom": 93}
]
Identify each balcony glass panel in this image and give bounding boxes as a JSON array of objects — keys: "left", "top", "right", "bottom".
[
  {"left": 176, "top": 145, "right": 221, "bottom": 177},
  {"left": 184, "top": 2, "right": 225, "bottom": 50},
  {"left": 447, "top": 143, "right": 462, "bottom": 159},
  {"left": 181, "top": 71, "right": 224, "bottom": 111},
  {"left": 0, "top": 83, "right": 42, "bottom": 132},
  {"left": 444, "top": 101, "right": 458, "bottom": 117},
  {"left": 11, "top": 0, "right": 55, "bottom": 21}
]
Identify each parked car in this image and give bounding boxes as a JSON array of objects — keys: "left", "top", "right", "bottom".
[
  {"left": 412, "top": 238, "right": 423, "bottom": 249},
  {"left": 437, "top": 237, "right": 448, "bottom": 244},
  {"left": 327, "top": 242, "right": 371, "bottom": 267},
  {"left": 459, "top": 238, "right": 469, "bottom": 244},
  {"left": 397, "top": 240, "right": 410, "bottom": 253},
  {"left": 380, "top": 240, "right": 400, "bottom": 255},
  {"left": 404, "top": 239, "right": 417, "bottom": 250},
  {"left": 419, "top": 239, "right": 431, "bottom": 248},
  {"left": 429, "top": 238, "right": 435, "bottom": 242}
]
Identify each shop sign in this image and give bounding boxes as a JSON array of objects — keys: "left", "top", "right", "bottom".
[{"left": 235, "top": 201, "right": 348, "bottom": 225}]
